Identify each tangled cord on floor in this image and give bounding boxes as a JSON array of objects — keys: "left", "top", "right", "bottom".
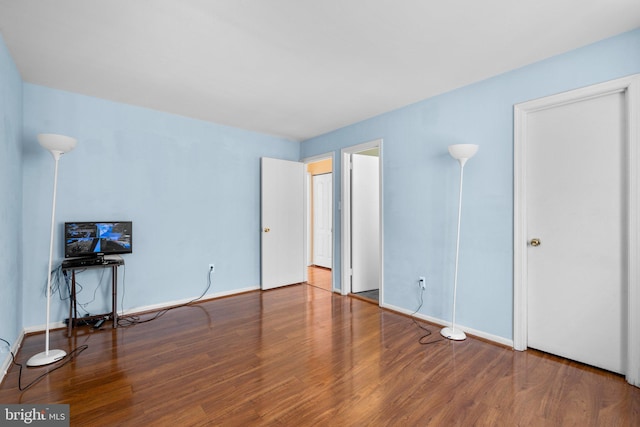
[{"left": 0, "top": 338, "right": 88, "bottom": 392}]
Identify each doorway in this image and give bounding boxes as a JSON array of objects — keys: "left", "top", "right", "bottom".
[
  {"left": 305, "top": 155, "right": 334, "bottom": 292},
  {"left": 341, "top": 140, "right": 383, "bottom": 304},
  {"left": 513, "top": 74, "right": 640, "bottom": 386}
]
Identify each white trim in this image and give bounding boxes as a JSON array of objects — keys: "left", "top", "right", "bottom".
[
  {"left": 306, "top": 171, "right": 311, "bottom": 267},
  {"left": 302, "top": 168, "right": 309, "bottom": 284},
  {"left": 627, "top": 77, "right": 640, "bottom": 387},
  {"left": 22, "top": 286, "right": 261, "bottom": 334},
  {"left": 379, "top": 143, "right": 384, "bottom": 306},
  {"left": 10, "top": 286, "right": 260, "bottom": 384},
  {"left": 381, "top": 302, "right": 513, "bottom": 347},
  {"left": 302, "top": 152, "right": 335, "bottom": 165},
  {"left": 341, "top": 151, "right": 352, "bottom": 296},
  {"left": 23, "top": 321, "right": 66, "bottom": 334},
  {"left": 119, "top": 286, "right": 262, "bottom": 316},
  {"left": 513, "top": 101, "right": 528, "bottom": 351},
  {"left": 0, "top": 331, "right": 25, "bottom": 384},
  {"left": 514, "top": 73, "right": 640, "bottom": 387},
  {"left": 340, "top": 139, "right": 384, "bottom": 302}
]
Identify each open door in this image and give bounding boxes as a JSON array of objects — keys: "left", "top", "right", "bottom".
[
  {"left": 340, "top": 139, "right": 383, "bottom": 300},
  {"left": 351, "top": 153, "right": 380, "bottom": 293},
  {"left": 261, "top": 157, "right": 305, "bottom": 290}
]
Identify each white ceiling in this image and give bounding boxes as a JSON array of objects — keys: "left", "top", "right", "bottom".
[{"left": 0, "top": 1, "right": 638, "bottom": 141}]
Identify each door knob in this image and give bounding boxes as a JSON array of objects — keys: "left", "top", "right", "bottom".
[
  {"left": 264, "top": 227, "right": 270, "bottom": 233},
  {"left": 530, "top": 238, "right": 541, "bottom": 247}
]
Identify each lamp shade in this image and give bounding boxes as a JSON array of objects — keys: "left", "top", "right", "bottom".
[
  {"left": 38, "top": 133, "right": 77, "bottom": 154},
  {"left": 448, "top": 144, "right": 479, "bottom": 161}
]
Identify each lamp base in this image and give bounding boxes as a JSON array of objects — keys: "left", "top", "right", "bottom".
[
  {"left": 440, "top": 327, "right": 467, "bottom": 341},
  {"left": 26, "top": 349, "right": 66, "bottom": 367}
]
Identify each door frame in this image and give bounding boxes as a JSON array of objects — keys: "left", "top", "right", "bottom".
[
  {"left": 311, "top": 172, "right": 332, "bottom": 268},
  {"left": 340, "top": 139, "right": 383, "bottom": 301},
  {"left": 513, "top": 74, "right": 640, "bottom": 386},
  {"left": 303, "top": 152, "right": 335, "bottom": 289}
]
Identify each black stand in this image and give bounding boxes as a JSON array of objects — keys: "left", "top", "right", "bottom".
[{"left": 62, "top": 258, "right": 124, "bottom": 337}]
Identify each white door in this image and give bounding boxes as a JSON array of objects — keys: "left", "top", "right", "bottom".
[
  {"left": 261, "top": 157, "right": 305, "bottom": 290},
  {"left": 312, "top": 173, "right": 332, "bottom": 268},
  {"left": 526, "top": 91, "right": 626, "bottom": 373},
  {"left": 351, "top": 154, "right": 380, "bottom": 293}
]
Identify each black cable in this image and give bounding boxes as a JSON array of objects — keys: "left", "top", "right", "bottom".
[
  {"left": 409, "top": 285, "right": 443, "bottom": 345},
  {"left": 60, "top": 267, "right": 105, "bottom": 312},
  {"left": 0, "top": 337, "right": 88, "bottom": 392},
  {"left": 77, "top": 267, "right": 106, "bottom": 312},
  {"left": 117, "top": 267, "right": 213, "bottom": 327},
  {"left": 62, "top": 269, "right": 76, "bottom": 304},
  {"left": 49, "top": 264, "right": 72, "bottom": 302}
]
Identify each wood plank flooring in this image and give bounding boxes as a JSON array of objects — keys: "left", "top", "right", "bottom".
[
  {"left": 1, "top": 284, "right": 639, "bottom": 426},
  {"left": 307, "top": 265, "right": 332, "bottom": 292}
]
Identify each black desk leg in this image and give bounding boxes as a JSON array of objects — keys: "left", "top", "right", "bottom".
[
  {"left": 68, "top": 270, "right": 77, "bottom": 337},
  {"left": 64, "top": 263, "right": 122, "bottom": 335},
  {"left": 112, "top": 265, "right": 118, "bottom": 328}
]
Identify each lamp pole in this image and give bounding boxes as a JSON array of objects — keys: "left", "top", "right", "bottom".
[
  {"left": 27, "top": 134, "right": 77, "bottom": 367},
  {"left": 441, "top": 144, "right": 478, "bottom": 341}
]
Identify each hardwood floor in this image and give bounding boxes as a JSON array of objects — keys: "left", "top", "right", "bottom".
[
  {"left": 1, "top": 284, "right": 638, "bottom": 426},
  {"left": 307, "top": 265, "right": 332, "bottom": 291}
]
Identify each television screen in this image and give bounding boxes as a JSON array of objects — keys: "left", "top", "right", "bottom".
[{"left": 64, "top": 221, "right": 132, "bottom": 258}]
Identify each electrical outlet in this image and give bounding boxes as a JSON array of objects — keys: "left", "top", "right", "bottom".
[
  {"left": 418, "top": 276, "right": 426, "bottom": 290},
  {"left": 209, "top": 263, "right": 215, "bottom": 272}
]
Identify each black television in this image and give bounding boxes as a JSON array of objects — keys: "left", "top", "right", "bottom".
[{"left": 64, "top": 221, "right": 132, "bottom": 259}]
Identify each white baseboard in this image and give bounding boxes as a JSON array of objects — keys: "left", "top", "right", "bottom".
[
  {"left": 23, "top": 321, "right": 66, "bottom": 334},
  {"left": 6, "top": 290, "right": 512, "bottom": 384},
  {"left": 3, "top": 286, "right": 261, "bottom": 384},
  {"left": 381, "top": 302, "right": 514, "bottom": 348},
  {"left": 1, "top": 330, "right": 25, "bottom": 385},
  {"left": 118, "top": 286, "right": 261, "bottom": 317},
  {"left": 22, "top": 286, "right": 262, "bottom": 334}
]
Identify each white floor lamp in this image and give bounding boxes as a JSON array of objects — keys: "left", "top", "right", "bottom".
[
  {"left": 441, "top": 144, "right": 478, "bottom": 341},
  {"left": 27, "top": 133, "right": 78, "bottom": 367}
]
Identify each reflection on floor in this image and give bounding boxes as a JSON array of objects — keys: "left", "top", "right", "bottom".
[
  {"left": 307, "top": 266, "right": 332, "bottom": 291},
  {"left": 354, "top": 289, "right": 379, "bottom": 303},
  {"left": 307, "top": 266, "right": 379, "bottom": 304}
]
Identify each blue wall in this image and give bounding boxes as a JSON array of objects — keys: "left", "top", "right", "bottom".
[
  {"left": 301, "top": 28, "right": 640, "bottom": 341},
  {"left": 5, "top": 27, "right": 640, "bottom": 344},
  {"left": 21, "top": 85, "right": 299, "bottom": 326},
  {"left": 0, "top": 34, "right": 23, "bottom": 351}
]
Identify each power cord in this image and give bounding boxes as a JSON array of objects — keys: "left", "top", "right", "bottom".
[
  {"left": 117, "top": 266, "right": 213, "bottom": 327},
  {"left": 0, "top": 337, "right": 88, "bottom": 392},
  {"left": 48, "top": 264, "right": 71, "bottom": 302},
  {"left": 76, "top": 268, "right": 107, "bottom": 315},
  {"left": 410, "top": 282, "right": 443, "bottom": 345}
]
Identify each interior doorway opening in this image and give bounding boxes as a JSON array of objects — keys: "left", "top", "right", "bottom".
[
  {"left": 305, "top": 155, "right": 334, "bottom": 292},
  {"left": 341, "top": 140, "right": 383, "bottom": 305}
]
